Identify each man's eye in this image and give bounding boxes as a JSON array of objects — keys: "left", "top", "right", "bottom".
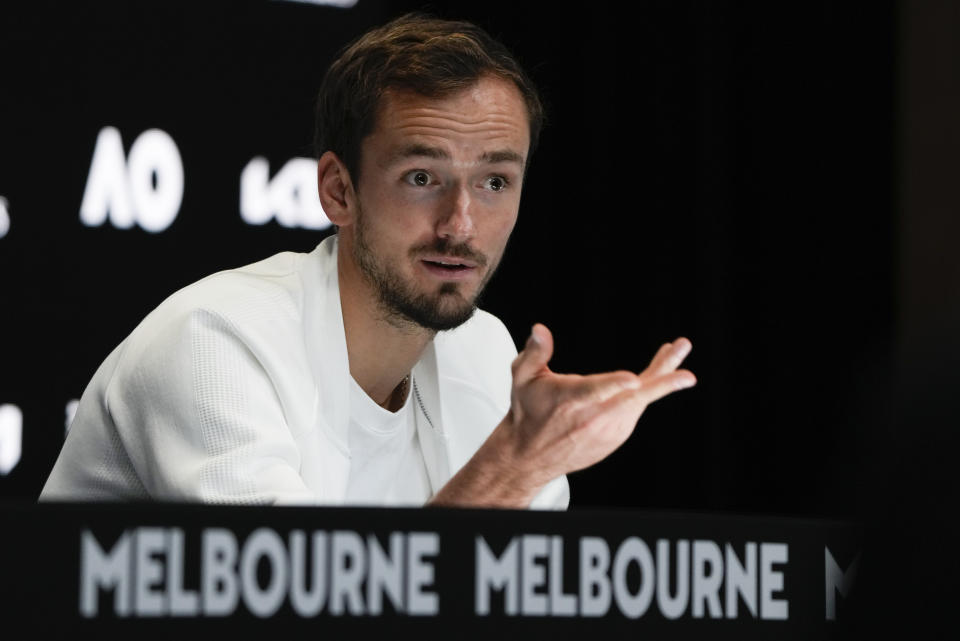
[
  {"left": 485, "top": 176, "right": 508, "bottom": 192},
  {"left": 405, "top": 171, "right": 432, "bottom": 187}
]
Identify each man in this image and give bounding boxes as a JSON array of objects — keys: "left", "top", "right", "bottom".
[{"left": 40, "top": 14, "right": 695, "bottom": 508}]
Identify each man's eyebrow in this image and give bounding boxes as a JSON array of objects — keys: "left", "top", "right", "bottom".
[
  {"left": 479, "top": 149, "right": 525, "bottom": 166},
  {"left": 386, "top": 144, "right": 525, "bottom": 167},
  {"left": 388, "top": 144, "right": 450, "bottom": 164}
]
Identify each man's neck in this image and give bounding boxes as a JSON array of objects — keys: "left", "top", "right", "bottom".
[{"left": 337, "top": 242, "right": 433, "bottom": 410}]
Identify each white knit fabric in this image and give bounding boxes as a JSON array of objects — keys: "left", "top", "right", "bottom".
[{"left": 40, "top": 235, "right": 570, "bottom": 508}]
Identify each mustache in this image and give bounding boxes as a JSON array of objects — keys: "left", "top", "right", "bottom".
[{"left": 410, "top": 238, "right": 488, "bottom": 267}]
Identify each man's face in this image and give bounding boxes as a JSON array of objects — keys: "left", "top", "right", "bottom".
[{"left": 347, "top": 74, "right": 530, "bottom": 332}]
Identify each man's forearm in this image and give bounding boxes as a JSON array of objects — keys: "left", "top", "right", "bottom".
[{"left": 428, "top": 420, "right": 546, "bottom": 508}]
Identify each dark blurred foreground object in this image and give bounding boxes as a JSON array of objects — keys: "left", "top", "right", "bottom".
[{"left": 0, "top": 503, "right": 862, "bottom": 640}]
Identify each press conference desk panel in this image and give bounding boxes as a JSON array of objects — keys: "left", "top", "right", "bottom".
[{"left": 0, "top": 503, "right": 861, "bottom": 639}]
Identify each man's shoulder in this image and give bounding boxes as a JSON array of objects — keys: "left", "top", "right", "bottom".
[
  {"left": 119, "top": 249, "right": 320, "bottom": 365},
  {"left": 164, "top": 246, "right": 326, "bottom": 324},
  {"left": 177, "top": 251, "right": 307, "bottom": 315},
  {"left": 166, "top": 236, "right": 337, "bottom": 324}
]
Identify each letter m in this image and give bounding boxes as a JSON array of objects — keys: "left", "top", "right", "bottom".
[
  {"left": 475, "top": 536, "right": 519, "bottom": 615},
  {"left": 824, "top": 547, "right": 860, "bottom": 621},
  {"left": 80, "top": 529, "right": 132, "bottom": 617}
]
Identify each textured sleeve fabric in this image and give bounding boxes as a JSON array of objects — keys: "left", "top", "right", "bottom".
[{"left": 105, "top": 306, "right": 316, "bottom": 504}]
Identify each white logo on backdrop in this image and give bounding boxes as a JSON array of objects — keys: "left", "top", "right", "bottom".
[
  {"left": 240, "top": 157, "right": 332, "bottom": 230},
  {"left": 0, "top": 196, "right": 10, "bottom": 239},
  {"left": 0, "top": 404, "right": 23, "bottom": 475},
  {"left": 80, "top": 127, "right": 184, "bottom": 233}
]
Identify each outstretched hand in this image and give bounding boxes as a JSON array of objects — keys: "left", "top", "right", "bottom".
[
  {"left": 430, "top": 323, "right": 696, "bottom": 508},
  {"left": 502, "top": 323, "right": 696, "bottom": 491}
]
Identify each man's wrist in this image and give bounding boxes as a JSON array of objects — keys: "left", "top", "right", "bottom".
[{"left": 428, "top": 418, "right": 546, "bottom": 508}]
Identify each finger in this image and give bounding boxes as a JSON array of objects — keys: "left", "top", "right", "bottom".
[
  {"left": 581, "top": 370, "right": 695, "bottom": 443},
  {"left": 644, "top": 341, "right": 675, "bottom": 374},
  {"left": 511, "top": 323, "right": 554, "bottom": 384},
  {"left": 575, "top": 370, "right": 643, "bottom": 404},
  {"left": 633, "top": 369, "right": 697, "bottom": 407},
  {"left": 587, "top": 368, "right": 695, "bottom": 424},
  {"left": 642, "top": 337, "right": 693, "bottom": 378}
]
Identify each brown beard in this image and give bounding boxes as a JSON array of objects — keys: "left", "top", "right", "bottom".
[{"left": 352, "top": 203, "right": 494, "bottom": 332}]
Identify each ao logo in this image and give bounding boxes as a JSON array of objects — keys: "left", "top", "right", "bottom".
[
  {"left": 80, "top": 127, "right": 184, "bottom": 233},
  {"left": 0, "top": 196, "right": 9, "bottom": 239},
  {"left": 240, "top": 157, "right": 331, "bottom": 230},
  {"left": 0, "top": 404, "right": 22, "bottom": 475}
]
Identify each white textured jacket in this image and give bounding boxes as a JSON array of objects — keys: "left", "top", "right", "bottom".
[{"left": 41, "top": 235, "right": 569, "bottom": 508}]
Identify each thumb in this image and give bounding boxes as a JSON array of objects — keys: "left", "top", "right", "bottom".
[{"left": 511, "top": 323, "right": 554, "bottom": 384}]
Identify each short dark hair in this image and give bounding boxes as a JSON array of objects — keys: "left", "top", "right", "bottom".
[{"left": 314, "top": 13, "right": 544, "bottom": 184}]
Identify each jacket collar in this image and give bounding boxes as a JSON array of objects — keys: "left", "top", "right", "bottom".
[
  {"left": 300, "top": 234, "right": 450, "bottom": 495},
  {"left": 411, "top": 341, "right": 450, "bottom": 492}
]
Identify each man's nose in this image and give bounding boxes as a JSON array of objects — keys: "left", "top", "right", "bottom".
[{"left": 436, "top": 184, "right": 475, "bottom": 241}]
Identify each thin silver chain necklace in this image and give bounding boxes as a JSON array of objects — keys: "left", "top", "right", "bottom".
[{"left": 412, "top": 376, "right": 435, "bottom": 431}]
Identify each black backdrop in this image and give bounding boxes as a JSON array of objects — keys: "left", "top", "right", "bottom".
[
  {"left": 8, "top": 0, "right": 960, "bottom": 633},
  {"left": 1, "top": 0, "right": 903, "bottom": 515},
  {"left": 0, "top": 1, "right": 897, "bottom": 512}
]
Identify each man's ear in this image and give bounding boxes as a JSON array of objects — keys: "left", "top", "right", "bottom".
[{"left": 317, "top": 150, "right": 356, "bottom": 227}]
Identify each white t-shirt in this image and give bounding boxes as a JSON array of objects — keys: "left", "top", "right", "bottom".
[{"left": 343, "top": 376, "right": 432, "bottom": 506}]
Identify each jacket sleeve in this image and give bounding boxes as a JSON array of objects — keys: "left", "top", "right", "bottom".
[
  {"left": 106, "top": 307, "right": 317, "bottom": 504},
  {"left": 529, "top": 474, "right": 571, "bottom": 510}
]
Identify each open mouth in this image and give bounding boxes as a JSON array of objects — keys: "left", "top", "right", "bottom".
[
  {"left": 420, "top": 258, "right": 480, "bottom": 280},
  {"left": 422, "top": 259, "right": 472, "bottom": 273}
]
